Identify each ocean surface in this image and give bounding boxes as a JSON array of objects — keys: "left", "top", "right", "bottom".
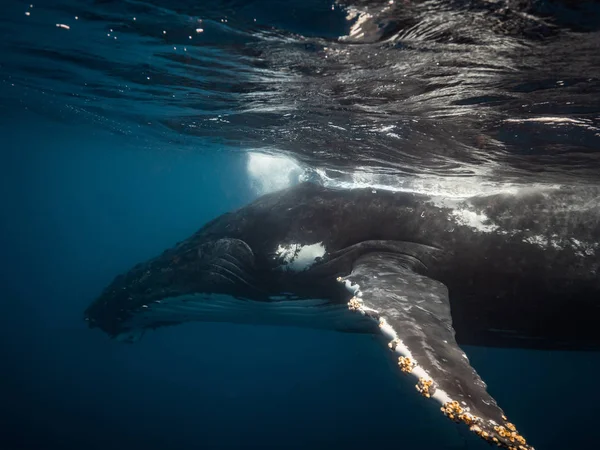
[{"left": 1, "top": 0, "right": 600, "bottom": 449}]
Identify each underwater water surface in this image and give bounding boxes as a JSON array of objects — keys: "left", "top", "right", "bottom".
[{"left": 2, "top": 0, "right": 600, "bottom": 449}]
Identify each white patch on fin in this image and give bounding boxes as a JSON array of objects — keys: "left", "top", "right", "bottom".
[
  {"left": 341, "top": 279, "right": 361, "bottom": 295},
  {"left": 275, "top": 242, "right": 326, "bottom": 271}
]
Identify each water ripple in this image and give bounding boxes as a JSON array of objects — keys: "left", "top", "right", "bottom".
[{"left": 3, "top": 0, "right": 600, "bottom": 185}]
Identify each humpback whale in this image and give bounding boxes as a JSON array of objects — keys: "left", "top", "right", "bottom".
[{"left": 85, "top": 182, "right": 600, "bottom": 450}]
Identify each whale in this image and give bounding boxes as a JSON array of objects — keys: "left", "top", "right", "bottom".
[{"left": 84, "top": 181, "right": 600, "bottom": 450}]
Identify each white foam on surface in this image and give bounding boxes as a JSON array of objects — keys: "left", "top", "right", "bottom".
[
  {"left": 311, "top": 166, "right": 560, "bottom": 199},
  {"left": 245, "top": 149, "right": 561, "bottom": 200},
  {"left": 246, "top": 152, "right": 305, "bottom": 195}
]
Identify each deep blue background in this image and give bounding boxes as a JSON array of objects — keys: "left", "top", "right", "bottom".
[{"left": 1, "top": 108, "right": 600, "bottom": 450}]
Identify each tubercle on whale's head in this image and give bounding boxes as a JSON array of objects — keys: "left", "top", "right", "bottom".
[{"left": 83, "top": 236, "right": 258, "bottom": 337}]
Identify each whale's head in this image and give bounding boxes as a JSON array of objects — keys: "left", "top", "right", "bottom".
[
  {"left": 84, "top": 184, "right": 380, "bottom": 341},
  {"left": 84, "top": 235, "right": 264, "bottom": 341},
  {"left": 83, "top": 231, "right": 354, "bottom": 341}
]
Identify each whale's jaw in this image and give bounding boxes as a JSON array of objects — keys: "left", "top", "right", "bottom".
[{"left": 109, "top": 293, "right": 377, "bottom": 341}]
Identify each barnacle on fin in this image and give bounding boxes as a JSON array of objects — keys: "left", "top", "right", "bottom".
[
  {"left": 459, "top": 413, "right": 478, "bottom": 427},
  {"left": 439, "top": 403, "right": 532, "bottom": 449},
  {"left": 470, "top": 424, "right": 482, "bottom": 433},
  {"left": 388, "top": 338, "right": 400, "bottom": 350},
  {"left": 398, "top": 356, "right": 415, "bottom": 373},
  {"left": 441, "top": 401, "right": 476, "bottom": 425},
  {"left": 441, "top": 400, "right": 463, "bottom": 416},
  {"left": 347, "top": 297, "right": 362, "bottom": 311},
  {"left": 441, "top": 401, "right": 480, "bottom": 428},
  {"left": 471, "top": 424, "right": 491, "bottom": 441},
  {"left": 493, "top": 424, "right": 529, "bottom": 448},
  {"left": 415, "top": 378, "right": 434, "bottom": 398}
]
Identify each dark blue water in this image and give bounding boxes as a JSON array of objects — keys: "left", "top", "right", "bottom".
[{"left": 2, "top": 1, "right": 600, "bottom": 449}]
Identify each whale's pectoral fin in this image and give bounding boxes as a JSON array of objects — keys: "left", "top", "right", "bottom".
[{"left": 339, "top": 252, "right": 533, "bottom": 450}]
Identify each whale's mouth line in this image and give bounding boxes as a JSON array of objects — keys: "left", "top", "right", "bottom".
[{"left": 114, "top": 293, "right": 377, "bottom": 342}]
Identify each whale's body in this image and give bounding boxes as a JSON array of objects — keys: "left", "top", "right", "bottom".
[{"left": 85, "top": 182, "right": 600, "bottom": 449}]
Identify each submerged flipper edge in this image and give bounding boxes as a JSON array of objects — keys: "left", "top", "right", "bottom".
[{"left": 338, "top": 252, "right": 533, "bottom": 450}]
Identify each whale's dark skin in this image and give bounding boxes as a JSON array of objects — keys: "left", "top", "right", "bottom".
[
  {"left": 85, "top": 181, "right": 600, "bottom": 450},
  {"left": 86, "top": 182, "right": 600, "bottom": 349}
]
